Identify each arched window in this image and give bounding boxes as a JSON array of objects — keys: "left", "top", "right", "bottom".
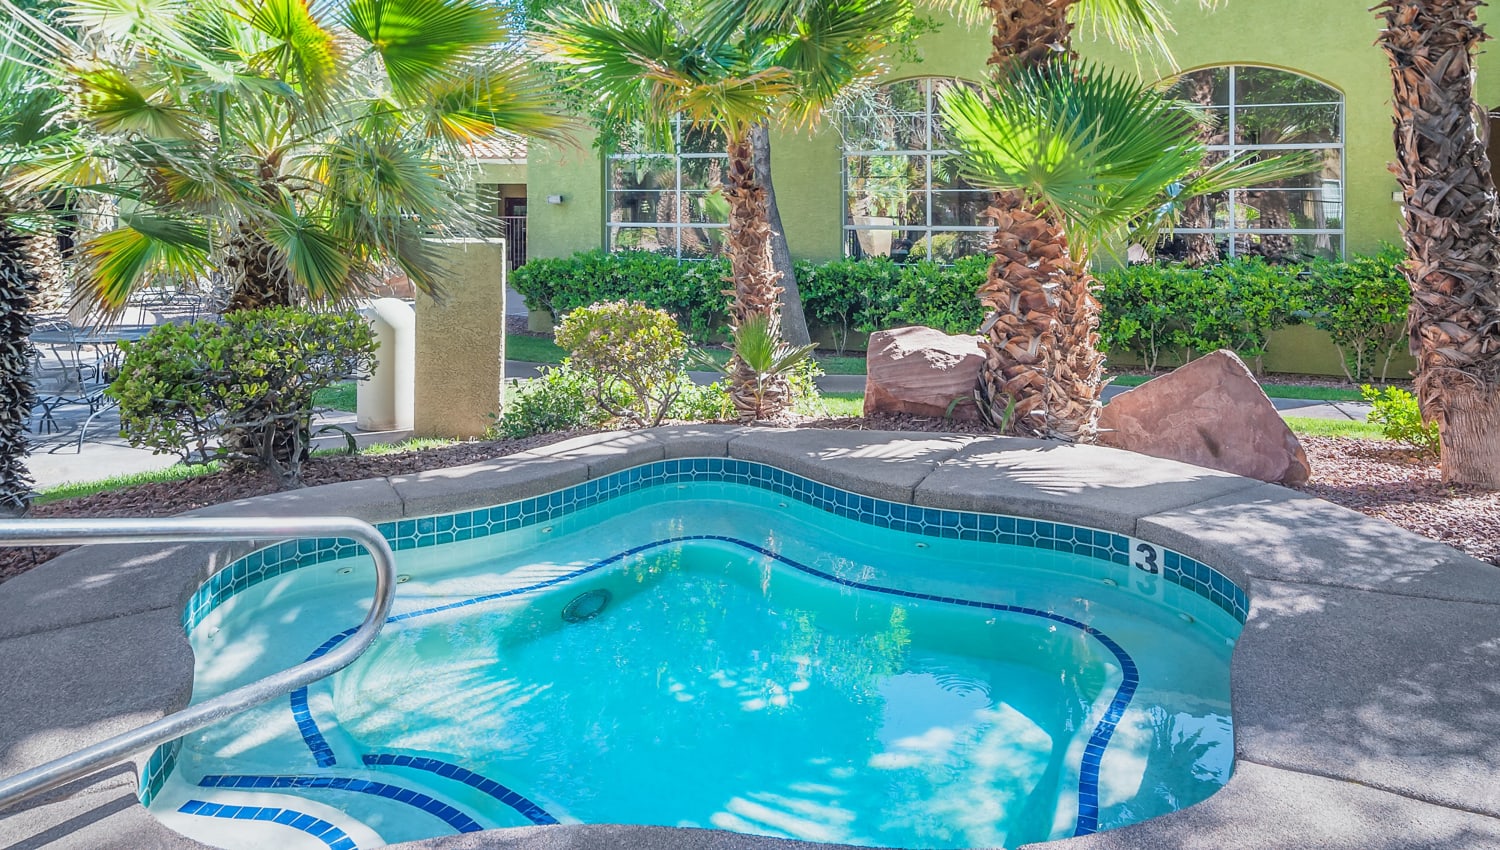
[
  {"left": 840, "top": 78, "right": 993, "bottom": 263},
  {"left": 606, "top": 117, "right": 728, "bottom": 259},
  {"left": 1164, "top": 66, "right": 1344, "bottom": 261}
]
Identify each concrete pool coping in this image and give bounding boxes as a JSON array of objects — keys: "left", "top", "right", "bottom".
[{"left": 2, "top": 425, "right": 1498, "bottom": 849}]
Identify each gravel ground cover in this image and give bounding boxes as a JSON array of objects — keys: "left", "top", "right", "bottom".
[{"left": 2, "top": 418, "right": 1495, "bottom": 584}]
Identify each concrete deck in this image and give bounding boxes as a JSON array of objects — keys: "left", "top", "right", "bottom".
[{"left": 2, "top": 427, "right": 1496, "bottom": 849}]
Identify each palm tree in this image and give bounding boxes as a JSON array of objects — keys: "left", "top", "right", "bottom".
[
  {"left": 542, "top": 0, "right": 912, "bottom": 420},
  {"left": 923, "top": 0, "right": 1221, "bottom": 438},
  {"left": 940, "top": 62, "right": 1310, "bottom": 439},
  {"left": 0, "top": 16, "right": 66, "bottom": 516},
  {"left": 1376, "top": 0, "right": 1500, "bottom": 487},
  {"left": 6, "top": 0, "right": 569, "bottom": 315}
]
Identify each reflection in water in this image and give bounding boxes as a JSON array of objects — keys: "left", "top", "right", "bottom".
[{"left": 333, "top": 543, "right": 1132, "bottom": 848}]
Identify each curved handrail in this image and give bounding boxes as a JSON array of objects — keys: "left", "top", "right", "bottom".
[{"left": 0, "top": 516, "right": 398, "bottom": 811}]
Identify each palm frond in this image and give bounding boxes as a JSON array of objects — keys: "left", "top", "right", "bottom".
[
  {"left": 771, "top": 0, "right": 910, "bottom": 126},
  {"left": 263, "top": 198, "right": 350, "bottom": 300},
  {"left": 237, "top": 0, "right": 340, "bottom": 102},
  {"left": 344, "top": 0, "right": 505, "bottom": 104},
  {"left": 420, "top": 55, "right": 572, "bottom": 145},
  {"left": 943, "top": 61, "right": 1205, "bottom": 255},
  {"left": 81, "top": 214, "right": 210, "bottom": 308},
  {"left": 74, "top": 64, "right": 200, "bottom": 139}
]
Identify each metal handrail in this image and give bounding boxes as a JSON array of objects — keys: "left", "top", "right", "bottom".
[{"left": 0, "top": 516, "right": 398, "bottom": 811}]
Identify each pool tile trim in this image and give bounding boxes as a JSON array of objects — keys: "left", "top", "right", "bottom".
[
  {"left": 198, "top": 774, "right": 484, "bottom": 834},
  {"left": 361, "top": 754, "right": 558, "bottom": 826},
  {"left": 180, "top": 458, "right": 1249, "bottom": 635},
  {"left": 176, "top": 800, "right": 358, "bottom": 850}
]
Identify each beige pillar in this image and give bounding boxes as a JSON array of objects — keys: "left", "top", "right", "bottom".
[{"left": 414, "top": 239, "right": 506, "bottom": 438}]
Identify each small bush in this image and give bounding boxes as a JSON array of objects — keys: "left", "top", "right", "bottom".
[
  {"left": 497, "top": 365, "right": 618, "bottom": 439},
  {"left": 1361, "top": 384, "right": 1439, "bottom": 454},
  {"left": 887, "top": 256, "right": 989, "bottom": 334},
  {"left": 109, "top": 309, "right": 376, "bottom": 487},
  {"left": 668, "top": 379, "right": 733, "bottom": 421},
  {"left": 1306, "top": 246, "right": 1409, "bottom": 382},
  {"left": 555, "top": 301, "right": 689, "bottom": 427}
]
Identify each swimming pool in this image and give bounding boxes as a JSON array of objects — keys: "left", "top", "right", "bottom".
[{"left": 142, "top": 458, "right": 1246, "bottom": 850}]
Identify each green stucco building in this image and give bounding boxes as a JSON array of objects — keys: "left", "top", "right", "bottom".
[
  {"left": 489, "top": 3, "right": 1488, "bottom": 262},
  {"left": 476, "top": 2, "right": 1500, "bottom": 372}
]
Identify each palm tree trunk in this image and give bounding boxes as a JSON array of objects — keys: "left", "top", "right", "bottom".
[
  {"left": 1182, "top": 71, "right": 1223, "bottom": 267},
  {"left": 1378, "top": 0, "right": 1500, "bottom": 487},
  {"left": 976, "top": 0, "right": 1103, "bottom": 441},
  {"left": 0, "top": 223, "right": 38, "bottom": 516},
  {"left": 978, "top": 190, "right": 1104, "bottom": 440},
  {"left": 752, "top": 122, "right": 813, "bottom": 347},
  {"left": 220, "top": 220, "right": 294, "bottom": 313},
  {"left": 724, "top": 123, "right": 791, "bottom": 420},
  {"left": 983, "top": 0, "right": 1079, "bottom": 72}
]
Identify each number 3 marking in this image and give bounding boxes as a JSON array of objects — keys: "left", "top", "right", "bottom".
[{"left": 1134, "top": 543, "right": 1160, "bottom": 574}]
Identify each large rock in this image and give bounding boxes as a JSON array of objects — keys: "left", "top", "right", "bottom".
[
  {"left": 1098, "top": 349, "right": 1312, "bottom": 486},
  {"left": 864, "top": 326, "right": 985, "bottom": 421}
]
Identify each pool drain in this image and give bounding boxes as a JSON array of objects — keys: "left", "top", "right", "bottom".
[{"left": 562, "top": 588, "right": 612, "bottom": 623}]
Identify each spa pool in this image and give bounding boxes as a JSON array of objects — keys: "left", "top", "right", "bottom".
[{"left": 141, "top": 459, "right": 1246, "bottom": 850}]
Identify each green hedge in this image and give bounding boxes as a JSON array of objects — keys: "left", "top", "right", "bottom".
[
  {"left": 514, "top": 247, "right": 1410, "bottom": 380},
  {"left": 512, "top": 250, "right": 731, "bottom": 341}
]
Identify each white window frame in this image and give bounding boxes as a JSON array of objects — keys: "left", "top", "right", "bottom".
[
  {"left": 1173, "top": 65, "right": 1346, "bottom": 260},
  {"left": 605, "top": 116, "right": 728, "bottom": 260},
  {"left": 841, "top": 78, "right": 992, "bottom": 263}
]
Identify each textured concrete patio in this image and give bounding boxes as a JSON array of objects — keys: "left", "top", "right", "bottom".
[{"left": 2, "top": 426, "right": 1497, "bottom": 849}]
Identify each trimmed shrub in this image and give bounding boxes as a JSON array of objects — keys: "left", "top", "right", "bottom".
[
  {"left": 512, "top": 250, "right": 731, "bottom": 341},
  {"left": 516, "top": 248, "right": 1414, "bottom": 380},
  {"left": 1362, "top": 384, "right": 1439, "bottom": 455},
  {"left": 1306, "top": 246, "right": 1409, "bottom": 382},
  {"left": 109, "top": 309, "right": 376, "bottom": 487},
  {"left": 497, "top": 365, "right": 616, "bottom": 439},
  {"left": 555, "top": 301, "right": 690, "bottom": 427}
]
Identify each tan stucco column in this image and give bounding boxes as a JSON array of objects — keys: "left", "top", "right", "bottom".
[{"left": 414, "top": 239, "right": 506, "bottom": 438}]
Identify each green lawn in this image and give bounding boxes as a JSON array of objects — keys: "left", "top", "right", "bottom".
[
  {"left": 1109, "top": 373, "right": 1366, "bottom": 402},
  {"left": 504, "top": 332, "right": 868, "bottom": 376},
  {"left": 1281, "top": 416, "right": 1386, "bottom": 440},
  {"left": 35, "top": 462, "right": 223, "bottom": 506},
  {"left": 506, "top": 333, "right": 568, "bottom": 365},
  {"left": 313, "top": 381, "right": 358, "bottom": 412}
]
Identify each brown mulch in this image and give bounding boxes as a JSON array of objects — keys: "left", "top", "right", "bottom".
[
  {"left": 1296, "top": 435, "right": 1500, "bottom": 566},
  {"left": 0, "top": 430, "right": 597, "bottom": 584},
  {"left": 4, "top": 420, "right": 1496, "bottom": 584}
]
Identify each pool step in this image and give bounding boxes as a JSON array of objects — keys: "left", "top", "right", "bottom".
[{"left": 154, "top": 768, "right": 499, "bottom": 850}]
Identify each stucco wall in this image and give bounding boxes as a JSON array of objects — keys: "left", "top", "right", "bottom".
[
  {"left": 526, "top": 127, "right": 604, "bottom": 262},
  {"left": 523, "top": 5, "right": 1500, "bottom": 261}
]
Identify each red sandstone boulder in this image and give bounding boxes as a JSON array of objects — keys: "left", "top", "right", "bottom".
[
  {"left": 1098, "top": 349, "right": 1312, "bottom": 486},
  {"left": 863, "top": 326, "right": 985, "bottom": 421}
]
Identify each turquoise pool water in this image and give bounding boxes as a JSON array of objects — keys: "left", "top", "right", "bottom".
[{"left": 148, "top": 467, "right": 1241, "bottom": 850}]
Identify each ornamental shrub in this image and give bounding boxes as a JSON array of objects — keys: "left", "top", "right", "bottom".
[
  {"left": 554, "top": 301, "right": 691, "bottom": 427},
  {"left": 796, "top": 257, "right": 903, "bottom": 350},
  {"left": 1362, "top": 384, "right": 1439, "bottom": 455},
  {"left": 1306, "top": 245, "right": 1409, "bottom": 382},
  {"left": 512, "top": 250, "right": 731, "bottom": 340},
  {"left": 497, "top": 365, "right": 617, "bottom": 439},
  {"left": 109, "top": 308, "right": 377, "bottom": 487},
  {"left": 1096, "top": 263, "right": 1203, "bottom": 369},
  {"left": 887, "top": 256, "right": 989, "bottom": 334}
]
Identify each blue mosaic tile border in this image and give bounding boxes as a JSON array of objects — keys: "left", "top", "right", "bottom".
[
  {"left": 363, "top": 754, "right": 558, "bottom": 826},
  {"left": 199, "top": 774, "right": 483, "bottom": 834},
  {"left": 285, "top": 535, "right": 1136, "bottom": 837},
  {"left": 182, "top": 458, "right": 1249, "bottom": 635},
  {"left": 177, "top": 801, "right": 357, "bottom": 850},
  {"left": 138, "top": 738, "right": 180, "bottom": 808}
]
